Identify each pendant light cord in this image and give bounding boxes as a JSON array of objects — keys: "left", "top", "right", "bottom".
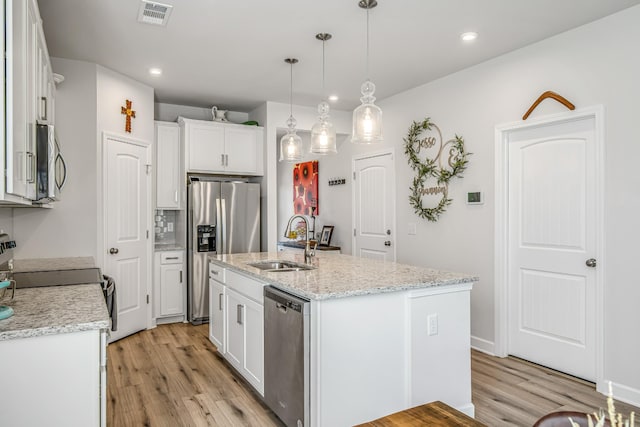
[
  {"left": 366, "top": 5, "right": 370, "bottom": 81},
  {"left": 322, "top": 39, "right": 326, "bottom": 99},
  {"left": 289, "top": 62, "right": 293, "bottom": 117}
]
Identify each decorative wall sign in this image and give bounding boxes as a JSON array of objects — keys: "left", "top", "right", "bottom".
[
  {"left": 293, "top": 161, "right": 319, "bottom": 215},
  {"left": 121, "top": 99, "right": 136, "bottom": 133},
  {"left": 404, "top": 117, "right": 470, "bottom": 222}
]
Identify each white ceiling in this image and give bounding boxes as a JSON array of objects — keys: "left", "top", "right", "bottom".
[{"left": 38, "top": 0, "right": 640, "bottom": 112}]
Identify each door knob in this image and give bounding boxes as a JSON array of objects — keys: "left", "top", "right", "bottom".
[
  {"left": 585, "top": 258, "right": 597, "bottom": 268},
  {"left": 109, "top": 248, "right": 119, "bottom": 255},
  {"left": 384, "top": 241, "right": 391, "bottom": 247}
]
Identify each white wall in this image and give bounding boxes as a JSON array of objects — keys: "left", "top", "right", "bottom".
[
  {"left": 252, "top": 101, "right": 352, "bottom": 251},
  {"left": 12, "top": 60, "right": 154, "bottom": 264},
  {"left": 0, "top": 209, "right": 13, "bottom": 237},
  {"left": 304, "top": 5, "right": 640, "bottom": 403},
  {"left": 12, "top": 59, "right": 98, "bottom": 259},
  {"left": 155, "top": 102, "right": 249, "bottom": 124}
]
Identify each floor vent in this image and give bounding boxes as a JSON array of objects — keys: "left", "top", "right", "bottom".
[{"left": 137, "top": 0, "right": 173, "bottom": 26}]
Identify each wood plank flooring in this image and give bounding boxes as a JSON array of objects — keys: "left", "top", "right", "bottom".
[{"left": 108, "top": 323, "right": 639, "bottom": 426}]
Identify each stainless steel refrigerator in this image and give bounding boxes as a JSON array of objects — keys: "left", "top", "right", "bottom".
[{"left": 187, "top": 178, "right": 260, "bottom": 324}]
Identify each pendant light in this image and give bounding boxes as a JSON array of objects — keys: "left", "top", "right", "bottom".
[
  {"left": 310, "top": 33, "right": 337, "bottom": 155},
  {"left": 352, "top": 0, "right": 383, "bottom": 144},
  {"left": 279, "top": 58, "right": 303, "bottom": 162}
]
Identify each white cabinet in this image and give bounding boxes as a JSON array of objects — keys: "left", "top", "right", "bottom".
[
  {"left": 2, "top": 0, "right": 54, "bottom": 204},
  {"left": 0, "top": 329, "right": 107, "bottom": 426},
  {"left": 155, "top": 121, "right": 182, "bottom": 209},
  {"left": 179, "top": 117, "right": 264, "bottom": 176},
  {"left": 154, "top": 251, "right": 185, "bottom": 321},
  {"left": 209, "top": 262, "right": 226, "bottom": 352},
  {"left": 209, "top": 263, "right": 265, "bottom": 396}
]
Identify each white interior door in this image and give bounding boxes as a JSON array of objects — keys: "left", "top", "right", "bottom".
[
  {"left": 507, "top": 116, "right": 598, "bottom": 381},
  {"left": 105, "top": 136, "right": 151, "bottom": 342},
  {"left": 353, "top": 152, "right": 395, "bottom": 261}
]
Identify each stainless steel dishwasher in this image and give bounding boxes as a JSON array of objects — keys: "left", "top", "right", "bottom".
[{"left": 264, "top": 286, "right": 310, "bottom": 427}]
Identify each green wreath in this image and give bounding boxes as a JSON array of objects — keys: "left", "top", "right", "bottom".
[{"left": 404, "top": 117, "right": 470, "bottom": 222}]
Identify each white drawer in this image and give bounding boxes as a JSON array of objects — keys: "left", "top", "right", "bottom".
[
  {"left": 160, "top": 251, "right": 183, "bottom": 264},
  {"left": 209, "top": 262, "right": 225, "bottom": 283},
  {"left": 225, "top": 269, "right": 265, "bottom": 304}
]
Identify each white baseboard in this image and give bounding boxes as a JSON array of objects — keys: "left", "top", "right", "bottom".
[
  {"left": 471, "top": 335, "right": 495, "bottom": 355},
  {"left": 456, "top": 403, "right": 475, "bottom": 418},
  {"left": 597, "top": 380, "right": 640, "bottom": 408}
]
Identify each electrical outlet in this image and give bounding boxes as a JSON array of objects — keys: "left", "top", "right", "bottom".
[
  {"left": 167, "top": 222, "right": 174, "bottom": 232},
  {"left": 427, "top": 313, "right": 438, "bottom": 336}
]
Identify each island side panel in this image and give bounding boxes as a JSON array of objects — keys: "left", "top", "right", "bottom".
[
  {"left": 310, "top": 291, "right": 409, "bottom": 427},
  {"left": 409, "top": 284, "right": 474, "bottom": 416}
]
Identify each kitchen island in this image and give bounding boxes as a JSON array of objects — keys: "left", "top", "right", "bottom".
[
  {"left": 0, "top": 284, "right": 110, "bottom": 427},
  {"left": 209, "top": 251, "right": 478, "bottom": 427}
]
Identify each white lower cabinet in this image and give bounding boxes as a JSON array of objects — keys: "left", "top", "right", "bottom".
[
  {"left": 154, "top": 251, "right": 185, "bottom": 322},
  {"left": 209, "top": 278, "right": 226, "bottom": 352},
  {"left": 0, "top": 329, "right": 107, "bottom": 426},
  {"left": 209, "top": 262, "right": 265, "bottom": 396},
  {"left": 225, "top": 287, "right": 264, "bottom": 395}
]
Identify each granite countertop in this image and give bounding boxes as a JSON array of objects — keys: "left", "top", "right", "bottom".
[
  {"left": 155, "top": 244, "right": 185, "bottom": 252},
  {"left": 210, "top": 251, "right": 478, "bottom": 300},
  {"left": 0, "top": 284, "right": 110, "bottom": 341},
  {"left": 12, "top": 257, "right": 97, "bottom": 273}
]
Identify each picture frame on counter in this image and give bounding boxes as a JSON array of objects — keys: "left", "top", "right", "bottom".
[{"left": 319, "top": 226, "right": 334, "bottom": 246}]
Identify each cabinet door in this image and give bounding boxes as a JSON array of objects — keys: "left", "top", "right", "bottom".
[
  {"left": 225, "top": 288, "right": 245, "bottom": 372},
  {"left": 155, "top": 123, "right": 181, "bottom": 209},
  {"left": 209, "top": 279, "right": 225, "bottom": 353},
  {"left": 24, "top": 0, "right": 39, "bottom": 200},
  {"left": 225, "top": 126, "right": 258, "bottom": 174},
  {"left": 186, "top": 122, "right": 225, "bottom": 172},
  {"left": 242, "top": 296, "right": 264, "bottom": 395},
  {"left": 159, "top": 263, "right": 184, "bottom": 317}
]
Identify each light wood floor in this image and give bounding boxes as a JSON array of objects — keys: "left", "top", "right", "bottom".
[{"left": 108, "top": 323, "right": 639, "bottom": 426}]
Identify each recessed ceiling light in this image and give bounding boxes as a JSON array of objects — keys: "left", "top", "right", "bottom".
[
  {"left": 461, "top": 32, "right": 478, "bottom": 42},
  {"left": 149, "top": 67, "right": 162, "bottom": 76},
  {"left": 328, "top": 95, "right": 339, "bottom": 102}
]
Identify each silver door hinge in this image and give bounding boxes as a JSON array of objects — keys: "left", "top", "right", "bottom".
[
  {"left": 353, "top": 171, "right": 356, "bottom": 180},
  {"left": 146, "top": 230, "right": 149, "bottom": 239},
  {"left": 146, "top": 295, "right": 149, "bottom": 304},
  {"left": 353, "top": 228, "right": 356, "bottom": 237},
  {"left": 145, "top": 164, "right": 152, "bottom": 175}
]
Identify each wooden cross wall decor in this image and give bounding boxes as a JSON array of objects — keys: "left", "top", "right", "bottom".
[{"left": 121, "top": 99, "right": 136, "bottom": 133}]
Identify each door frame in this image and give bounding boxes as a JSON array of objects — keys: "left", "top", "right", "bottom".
[
  {"left": 351, "top": 148, "right": 397, "bottom": 261},
  {"left": 98, "top": 131, "right": 154, "bottom": 331},
  {"left": 494, "top": 106, "right": 605, "bottom": 386}
]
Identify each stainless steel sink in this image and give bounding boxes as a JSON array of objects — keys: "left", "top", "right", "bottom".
[{"left": 247, "top": 260, "right": 315, "bottom": 272}]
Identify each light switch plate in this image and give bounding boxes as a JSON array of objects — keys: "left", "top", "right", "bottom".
[{"left": 408, "top": 223, "right": 417, "bottom": 235}]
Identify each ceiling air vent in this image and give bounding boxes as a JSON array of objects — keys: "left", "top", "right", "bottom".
[{"left": 137, "top": 0, "right": 173, "bottom": 26}]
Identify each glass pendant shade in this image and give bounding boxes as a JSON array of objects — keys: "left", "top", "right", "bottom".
[
  {"left": 279, "top": 115, "right": 302, "bottom": 162},
  {"left": 310, "top": 101, "right": 337, "bottom": 154},
  {"left": 352, "top": 80, "right": 383, "bottom": 144}
]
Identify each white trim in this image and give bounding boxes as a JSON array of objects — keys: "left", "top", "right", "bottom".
[
  {"left": 99, "top": 131, "right": 154, "bottom": 332},
  {"left": 456, "top": 403, "right": 475, "bottom": 419},
  {"left": 471, "top": 336, "right": 495, "bottom": 356},
  {"left": 493, "top": 106, "right": 605, "bottom": 387},
  {"left": 351, "top": 148, "right": 397, "bottom": 261},
  {"left": 598, "top": 380, "right": 640, "bottom": 408}
]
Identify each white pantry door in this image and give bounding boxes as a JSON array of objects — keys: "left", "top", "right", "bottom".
[
  {"left": 105, "top": 136, "right": 151, "bottom": 342},
  {"left": 507, "top": 116, "right": 597, "bottom": 381},
  {"left": 353, "top": 152, "right": 395, "bottom": 261}
]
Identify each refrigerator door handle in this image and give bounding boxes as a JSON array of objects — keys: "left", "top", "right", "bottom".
[
  {"left": 215, "top": 198, "right": 222, "bottom": 254},
  {"left": 221, "top": 198, "right": 227, "bottom": 254}
]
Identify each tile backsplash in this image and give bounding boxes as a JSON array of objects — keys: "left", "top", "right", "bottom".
[{"left": 155, "top": 210, "right": 176, "bottom": 244}]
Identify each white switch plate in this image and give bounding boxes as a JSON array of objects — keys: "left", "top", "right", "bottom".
[
  {"left": 408, "top": 223, "right": 417, "bottom": 235},
  {"left": 167, "top": 222, "right": 174, "bottom": 232},
  {"left": 427, "top": 313, "right": 438, "bottom": 336}
]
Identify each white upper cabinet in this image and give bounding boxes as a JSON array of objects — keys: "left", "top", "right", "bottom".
[
  {"left": 3, "top": 0, "right": 55, "bottom": 204},
  {"left": 179, "top": 117, "right": 264, "bottom": 176},
  {"left": 155, "top": 121, "right": 182, "bottom": 209}
]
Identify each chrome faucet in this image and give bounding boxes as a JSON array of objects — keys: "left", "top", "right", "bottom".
[
  {"left": 283, "top": 214, "right": 313, "bottom": 241},
  {"left": 304, "top": 240, "right": 317, "bottom": 265}
]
